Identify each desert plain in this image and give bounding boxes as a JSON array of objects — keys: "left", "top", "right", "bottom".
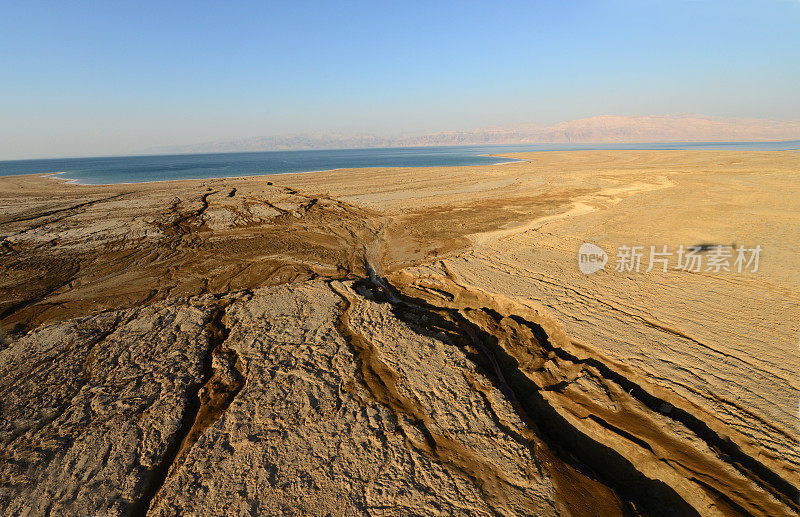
[{"left": 0, "top": 150, "right": 798, "bottom": 516}]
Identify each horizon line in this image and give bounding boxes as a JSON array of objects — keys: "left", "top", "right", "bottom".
[{"left": 3, "top": 138, "right": 800, "bottom": 163}]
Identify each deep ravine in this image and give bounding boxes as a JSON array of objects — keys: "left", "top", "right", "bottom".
[{"left": 345, "top": 266, "right": 800, "bottom": 516}]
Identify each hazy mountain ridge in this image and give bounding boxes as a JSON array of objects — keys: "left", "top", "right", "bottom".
[{"left": 152, "top": 115, "right": 800, "bottom": 154}]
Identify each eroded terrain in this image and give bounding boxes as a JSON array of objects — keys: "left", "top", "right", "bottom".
[{"left": 1, "top": 150, "right": 798, "bottom": 515}]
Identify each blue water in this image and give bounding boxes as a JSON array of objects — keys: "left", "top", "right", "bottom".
[{"left": 0, "top": 141, "right": 798, "bottom": 185}]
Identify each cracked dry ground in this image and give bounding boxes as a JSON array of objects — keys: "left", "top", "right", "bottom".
[{"left": 1, "top": 150, "right": 799, "bottom": 516}]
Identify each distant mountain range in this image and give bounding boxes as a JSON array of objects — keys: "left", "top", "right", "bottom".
[{"left": 150, "top": 115, "right": 800, "bottom": 154}]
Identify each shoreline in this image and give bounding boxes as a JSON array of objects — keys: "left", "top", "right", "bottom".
[
  {"left": 36, "top": 158, "right": 523, "bottom": 186},
  {"left": 1, "top": 143, "right": 796, "bottom": 186}
]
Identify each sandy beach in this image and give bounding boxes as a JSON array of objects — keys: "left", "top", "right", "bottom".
[{"left": 1, "top": 150, "right": 798, "bottom": 515}]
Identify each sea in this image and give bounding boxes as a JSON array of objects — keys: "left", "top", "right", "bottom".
[{"left": 0, "top": 141, "right": 798, "bottom": 185}]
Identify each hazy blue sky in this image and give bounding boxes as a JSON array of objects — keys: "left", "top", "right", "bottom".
[{"left": 1, "top": 0, "right": 799, "bottom": 159}]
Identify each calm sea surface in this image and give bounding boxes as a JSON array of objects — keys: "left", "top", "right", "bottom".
[{"left": 0, "top": 142, "right": 797, "bottom": 185}]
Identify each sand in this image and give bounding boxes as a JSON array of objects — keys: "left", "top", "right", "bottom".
[{"left": 1, "top": 150, "right": 798, "bottom": 515}]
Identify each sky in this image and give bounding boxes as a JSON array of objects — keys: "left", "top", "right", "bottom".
[{"left": 1, "top": 0, "right": 799, "bottom": 159}]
